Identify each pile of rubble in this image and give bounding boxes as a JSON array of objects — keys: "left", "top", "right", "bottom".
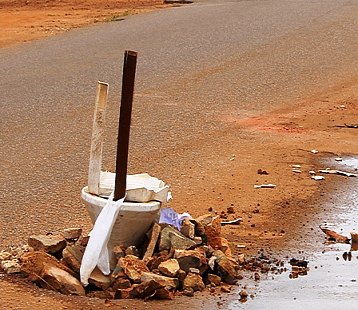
[{"left": 0, "top": 214, "right": 278, "bottom": 301}]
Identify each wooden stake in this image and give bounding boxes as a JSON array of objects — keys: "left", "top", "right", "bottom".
[
  {"left": 114, "top": 51, "right": 138, "bottom": 201},
  {"left": 88, "top": 81, "right": 109, "bottom": 195}
]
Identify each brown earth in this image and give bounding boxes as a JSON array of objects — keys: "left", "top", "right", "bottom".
[
  {"left": 0, "top": 1, "right": 358, "bottom": 309},
  {"left": 0, "top": 0, "right": 170, "bottom": 48}
]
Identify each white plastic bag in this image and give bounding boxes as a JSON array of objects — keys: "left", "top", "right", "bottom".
[{"left": 80, "top": 192, "right": 124, "bottom": 286}]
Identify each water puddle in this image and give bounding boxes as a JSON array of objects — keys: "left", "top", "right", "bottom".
[{"left": 229, "top": 156, "right": 358, "bottom": 309}]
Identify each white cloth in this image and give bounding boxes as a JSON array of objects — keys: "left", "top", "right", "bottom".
[{"left": 80, "top": 192, "right": 124, "bottom": 286}]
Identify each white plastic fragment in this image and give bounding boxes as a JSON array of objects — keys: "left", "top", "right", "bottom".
[
  {"left": 311, "top": 150, "right": 318, "bottom": 154},
  {"left": 254, "top": 184, "right": 276, "bottom": 189},
  {"left": 292, "top": 165, "right": 301, "bottom": 168},
  {"left": 312, "top": 176, "right": 325, "bottom": 181},
  {"left": 309, "top": 170, "right": 315, "bottom": 175},
  {"left": 335, "top": 157, "right": 343, "bottom": 161},
  {"left": 318, "top": 169, "right": 357, "bottom": 177},
  {"left": 292, "top": 169, "right": 302, "bottom": 173}
]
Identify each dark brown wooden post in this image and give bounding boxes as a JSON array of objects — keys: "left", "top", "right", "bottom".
[{"left": 114, "top": 50, "right": 138, "bottom": 201}]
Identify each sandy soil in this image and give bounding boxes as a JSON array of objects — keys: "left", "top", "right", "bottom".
[
  {"left": 0, "top": 1, "right": 357, "bottom": 309},
  {"left": 0, "top": 0, "right": 170, "bottom": 48}
]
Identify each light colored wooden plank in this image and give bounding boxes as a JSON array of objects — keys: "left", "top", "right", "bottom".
[{"left": 88, "top": 81, "right": 109, "bottom": 195}]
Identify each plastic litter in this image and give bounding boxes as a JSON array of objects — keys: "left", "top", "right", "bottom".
[
  {"left": 80, "top": 193, "right": 124, "bottom": 286},
  {"left": 312, "top": 175, "right": 325, "bottom": 181},
  {"left": 254, "top": 184, "right": 276, "bottom": 189},
  {"left": 159, "top": 207, "right": 192, "bottom": 230}
]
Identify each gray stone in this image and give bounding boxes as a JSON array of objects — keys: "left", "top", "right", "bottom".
[
  {"left": 158, "top": 259, "right": 180, "bottom": 277},
  {"left": 159, "top": 226, "right": 196, "bottom": 251},
  {"left": 28, "top": 234, "right": 66, "bottom": 254},
  {"left": 140, "top": 272, "right": 179, "bottom": 290}
]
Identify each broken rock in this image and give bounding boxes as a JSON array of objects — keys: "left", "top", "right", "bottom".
[
  {"left": 159, "top": 226, "right": 196, "bottom": 251},
  {"left": 174, "top": 250, "right": 204, "bottom": 273},
  {"left": 88, "top": 267, "right": 111, "bottom": 290},
  {"left": 63, "top": 228, "right": 82, "bottom": 240},
  {"left": 195, "top": 214, "right": 222, "bottom": 250},
  {"left": 158, "top": 259, "right": 180, "bottom": 278},
  {"left": 143, "top": 223, "right": 161, "bottom": 261},
  {"left": 62, "top": 245, "right": 85, "bottom": 273},
  {"left": 180, "top": 218, "right": 195, "bottom": 239},
  {"left": 183, "top": 273, "right": 205, "bottom": 292},
  {"left": 140, "top": 272, "right": 178, "bottom": 290},
  {"left": 28, "top": 234, "right": 66, "bottom": 254},
  {"left": 21, "top": 251, "right": 84, "bottom": 296},
  {"left": 207, "top": 273, "right": 221, "bottom": 286},
  {"left": 118, "top": 255, "right": 149, "bottom": 283},
  {"left": 212, "top": 250, "right": 238, "bottom": 284}
]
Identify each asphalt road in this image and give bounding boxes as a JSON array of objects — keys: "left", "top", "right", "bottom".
[{"left": 1, "top": 0, "right": 358, "bottom": 246}]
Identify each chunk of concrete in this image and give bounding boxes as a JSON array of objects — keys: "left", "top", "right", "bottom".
[
  {"left": 159, "top": 226, "right": 196, "bottom": 251},
  {"left": 28, "top": 234, "right": 66, "bottom": 254},
  {"left": 143, "top": 223, "right": 161, "bottom": 261},
  {"left": 118, "top": 255, "right": 149, "bottom": 283},
  {"left": 140, "top": 272, "right": 179, "bottom": 290},
  {"left": 158, "top": 259, "right": 180, "bottom": 277}
]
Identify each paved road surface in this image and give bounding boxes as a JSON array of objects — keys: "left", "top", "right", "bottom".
[{"left": 0, "top": 0, "right": 357, "bottom": 300}]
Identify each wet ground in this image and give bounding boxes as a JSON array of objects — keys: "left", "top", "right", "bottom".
[{"left": 230, "top": 157, "right": 358, "bottom": 309}]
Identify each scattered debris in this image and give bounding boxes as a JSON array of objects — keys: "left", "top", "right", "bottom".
[
  {"left": 254, "top": 184, "right": 276, "bottom": 189},
  {"left": 289, "top": 258, "right": 309, "bottom": 278},
  {"left": 335, "top": 157, "right": 343, "bottom": 161},
  {"left": 311, "top": 176, "right": 325, "bottom": 181},
  {"left": 319, "top": 225, "right": 350, "bottom": 243},
  {"left": 221, "top": 218, "right": 242, "bottom": 226},
  {"left": 292, "top": 169, "right": 302, "bottom": 173},
  {"left": 318, "top": 169, "right": 357, "bottom": 177},
  {"left": 292, "top": 165, "right": 301, "bottom": 168},
  {"left": 350, "top": 232, "right": 358, "bottom": 244},
  {"left": 309, "top": 170, "right": 315, "bottom": 175},
  {"left": 28, "top": 234, "right": 66, "bottom": 255},
  {"left": 2, "top": 212, "right": 283, "bottom": 301},
  {"left": 311, "top": 150, "right": 319, "bottom": 154},
  {"left": 335, "top": 124, "right": 358, "bottom": 129},
  {"left": 257, "top": 169, "right": 269, "bottom": 175}
]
